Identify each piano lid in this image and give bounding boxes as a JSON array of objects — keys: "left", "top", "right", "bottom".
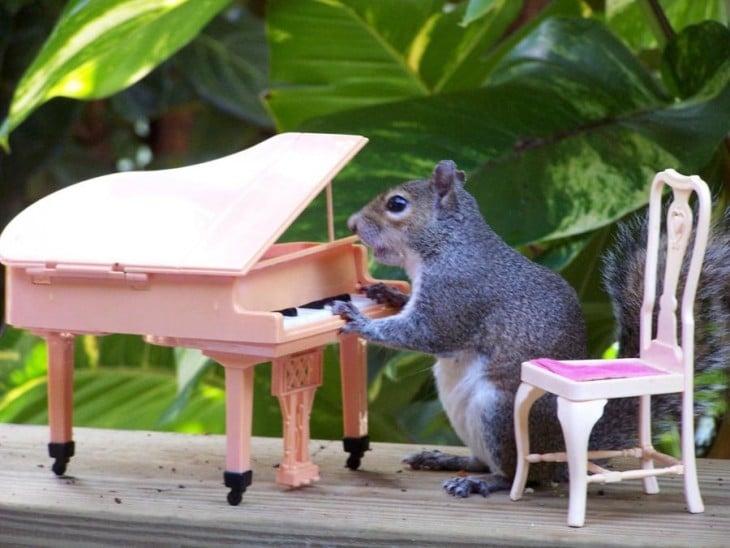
[{"left": 0, "top": 133, "right": 367, "bottom": 275}]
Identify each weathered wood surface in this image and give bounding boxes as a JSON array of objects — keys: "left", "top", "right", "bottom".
[{"left": 1, "top": 424, "right": 728, "bottom": 547}]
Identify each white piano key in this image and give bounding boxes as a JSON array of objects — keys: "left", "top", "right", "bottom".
[
  {"left": 349, "top": 294, "right": 377, "bottom": 308},
  {"left": 282, "top": 307, "right": 331, "bottom": 329},
  {"left": 281, "top": 294, "right": 377, "bottom": 329}
]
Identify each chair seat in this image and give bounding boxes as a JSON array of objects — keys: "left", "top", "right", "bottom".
[{"left": 521, "top": 358, "right": 684, "bottom": 402}]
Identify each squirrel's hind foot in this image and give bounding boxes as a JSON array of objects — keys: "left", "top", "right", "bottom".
[
  {"left": 442, "top": 474, "right": 511, "bottom": 498},
  {"left": 402, "top": 449, "right": 488, "bottom": 472}
]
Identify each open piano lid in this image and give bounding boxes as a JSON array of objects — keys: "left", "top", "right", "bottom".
[{"left": 0, "top": 133, "right": 367, "bottom": 275}]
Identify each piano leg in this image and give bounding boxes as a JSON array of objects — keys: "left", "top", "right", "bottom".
[
  {"left": 207, "top": 352, "right": 256, "bottom": 506},
  {"left": 271, "top": 349, "right": 323, "bottom": 487},
  {"left": 45, "top": 332, "right": 76, "bottom": 476},
  {"left": 338, "top": 333, "right": 369, "bottom": 470}
]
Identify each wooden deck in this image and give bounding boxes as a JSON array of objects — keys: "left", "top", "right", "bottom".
[{"left": 1, "top": 424, "right": 728, "bottom": 546}]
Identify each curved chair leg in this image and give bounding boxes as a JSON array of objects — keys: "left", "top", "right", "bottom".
[
  {"left": 557, "top": 397, "right": 607, "bottom": 527},
  {"left": 681, "top": 397, "right": 704, "bottom": 513},
  {"left": 510, "top": 382, "right": 545, "bottom": 501},
  {"left": 682, "top": 452, "right": 704, "bottom": 514}
]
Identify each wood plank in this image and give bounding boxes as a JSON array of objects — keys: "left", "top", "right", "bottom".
[{"left": 1, "top": 424, "right": 728, "bottom": 546}]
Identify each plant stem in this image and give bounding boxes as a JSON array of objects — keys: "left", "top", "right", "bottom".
[{"left": 638, "top": 0, "right": 675, "bottom": 48}]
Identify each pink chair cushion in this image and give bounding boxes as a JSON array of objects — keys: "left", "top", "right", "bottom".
[{"left": 531, "top": 357, "right": 667, "bottom": 381}]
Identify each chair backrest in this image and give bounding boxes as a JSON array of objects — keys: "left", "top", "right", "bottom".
[{"left": 640, "top": 169, "right": 712, "bottom": 377}]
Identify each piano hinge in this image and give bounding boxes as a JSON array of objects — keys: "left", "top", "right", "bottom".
[{"left": 27, "top": 264, "right": 149, "bottom": 289}]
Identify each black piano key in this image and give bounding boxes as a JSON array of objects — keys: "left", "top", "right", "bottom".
[
  {"left": 273, "top": 293, "right": 353, "bottom": 317},
  {"left": 300, "top": 293, "right": 351, "bottom": 310}
]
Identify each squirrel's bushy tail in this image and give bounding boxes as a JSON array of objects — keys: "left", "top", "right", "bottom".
[{"left": 602, "top": 206, "right": 730, "bottom": 377}]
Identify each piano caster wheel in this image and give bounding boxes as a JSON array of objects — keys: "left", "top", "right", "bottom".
[
  {"left": 343, "top": 436, "right": 369, "bottom": 471},
  {"left": 48, "top": 441, "right": 75, "bottom": 477},
  {"left": 227, "top": 488, "right": 244, "bottom": 506},
  {"left": 52, "top": 459, "right": 68, "bottom": 476},
  {"left": 224, "top": 470, "right": 252, "bottom": 507},
  {"left": 345, "top": 453, "right": 362, "bottom": 471}
]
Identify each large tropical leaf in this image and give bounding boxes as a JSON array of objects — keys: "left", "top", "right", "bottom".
[
  {"left": 173, "top": 3, "right": 271, "bottom": 127},
  {"left": 0, "top": 0, "right": 231, "bottom": 148},
  {"left": 661, "top": 20, "right": 730, "bottom": 98},
  {"left": 0, "top": 327, "right": 47, "bottom": 393},
  {"left": 287, "top": 17, "right": 729, "bottom": 250},
  {"left": 265, "top": 0, "right": 527, "bottom": 130},
  {"left": 0, "top": 369, "right": 185, "bottom": 429}
]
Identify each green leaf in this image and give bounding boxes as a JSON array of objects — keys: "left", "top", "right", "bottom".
[
  {"left": 365, "top": 351, "right": 440, "bottom": 443},
  {"left": 487, "top": 16, "right": 668, "bottom": 111},
  {"left": 0, "top": 366, "right": 228, "bottom": 434},
  {"left": 0, "top": 0, "right": 230, "bottom": 148},
  {"left": 0, "top": 328, "right": 47, "bottom": 391},
  {"left": 461, "top": 0, "right": 501, "bottom": 27},
  {"left": 0, "top": 377, "right": 49, "bottom": 424},
  {"left": 264, "top": 0, "right": 523, "bottom": 130},
  {"left": 661, "top": 20, "right": 730, "bottom": 98},
  {"left": 424, "top": 0, "right": 524, "bottom": 93},
  {"left": 397, "top": 400, "right": 461, "bottom": 445},
  {"left": 156, "top": 348, "right": 213, "bottom": 428},
  {"left": 174, "top": 4, "right": 271, "bottom": 127},
  {"left": 520, "top": 233, "right": 594, "bottom": 272},
  {"left": 95, "top": 334, "right": 175, "bottom": 370},
  {"left": 299, "top": 17, "right": 729, "bottom": 248},
  {"left": 606, "top": 0, "right": 728, "bottom": 53},
  {"left": 0, "top": 369, "right": 170, "bottom": 428},
  {"left": 468, "top": 0, "right": 583, "bottom": 79}
]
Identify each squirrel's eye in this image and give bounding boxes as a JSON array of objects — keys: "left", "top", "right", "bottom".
[{"left": 386, "top": 195, "right": 408, "bottom": 213}]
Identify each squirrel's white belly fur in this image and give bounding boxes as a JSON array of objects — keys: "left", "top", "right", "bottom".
[{"left": 433, "top": 352, "right": 504, "bottom": 476}]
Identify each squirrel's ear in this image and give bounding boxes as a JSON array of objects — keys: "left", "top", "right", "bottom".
[{"left": 432, "top": 160, "right": 466, "bottom": 197}]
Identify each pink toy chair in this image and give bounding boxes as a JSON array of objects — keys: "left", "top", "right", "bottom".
[{"left": 510, "top": 169, "right": 710, "bottom": 527}]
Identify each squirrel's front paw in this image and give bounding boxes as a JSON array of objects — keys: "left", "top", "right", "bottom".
[
  {"left": 332, "top": 300, "right": 357, "bottom": 320},
  {"left": 364, "top": 283, "right": 408, "bottom": 308},
  {"left": 332, "top": 300, "right": 367, "bottom": 334}
]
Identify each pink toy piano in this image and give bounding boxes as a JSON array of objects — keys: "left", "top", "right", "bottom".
[{"left": 0, "top": 132, "right": 408, "bottom": 505}]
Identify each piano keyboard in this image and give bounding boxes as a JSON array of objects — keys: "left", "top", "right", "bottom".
[{"left": 280, "top": 293, "right": 376, "bottom": 329}]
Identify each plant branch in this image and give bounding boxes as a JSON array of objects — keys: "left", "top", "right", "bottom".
[{"left": 638, "top": 0, "right": 675, "bottom": 48}]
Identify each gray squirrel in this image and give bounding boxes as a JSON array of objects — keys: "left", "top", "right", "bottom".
[{"left": 333, "top": 160, "right": 729, "bottom": 497}]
